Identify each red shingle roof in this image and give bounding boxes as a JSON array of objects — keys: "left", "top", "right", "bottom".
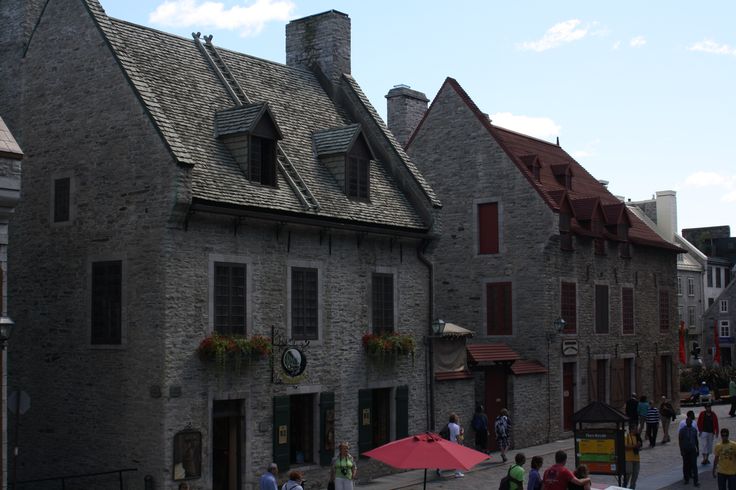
[
  {"left": 467, "top": 344, "right": 521, "bottom": 364},
  {"left": 419, "top": 78, "right": 682, "bottom": 253},
  {"left": 511, "top": 360, "right": 548, "bottom": 375},
  {"left": 435, "top": 370, "right": 474, "bottom": 381}
]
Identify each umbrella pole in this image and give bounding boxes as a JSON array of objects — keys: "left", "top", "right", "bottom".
[{"left": 423, "top": 468, "right": 427, "bottom": 490}]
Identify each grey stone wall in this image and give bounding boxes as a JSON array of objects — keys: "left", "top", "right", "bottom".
[{"left": 407, "top": 81, "right": 679, "bottom": 449}]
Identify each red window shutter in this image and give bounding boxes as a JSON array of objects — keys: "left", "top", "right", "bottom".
[
  {"left": 622, "top": 287, "right": 634, "bottom": 334},
  {"left": 486, "top": 282, "right": 512, "bottom": 335},
  {"left": 478, "top": 203, "right": 499, "bottom": 254},
  {"left": 560, "top": 282, "right": 577, "bottom": 333}
]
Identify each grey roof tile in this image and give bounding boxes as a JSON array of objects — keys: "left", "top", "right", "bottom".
[
  {"left": 214, "top": 103, "right": 282, "bottom": 139},
  {"left": 0, "top": 115, "right": 23, "bottom": 159},
  {"left": 313, "top": 124, "right": 361, "bottom": 156}
]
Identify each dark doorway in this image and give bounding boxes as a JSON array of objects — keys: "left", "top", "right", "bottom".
[
  {"left": 563, "top": 363, "right": 576, "bottom": 431},
  {"left": 372, "top": 388, "right": 391, "bottom": 448},
  {"left": 484, "top": 366, "right": 508, "bottom": 451},
  {"left": 290, "top": 394, "right": 315, "bottom": 464},
  {"left": 213, "top": 400, "right": 242, "bottom": 490}
]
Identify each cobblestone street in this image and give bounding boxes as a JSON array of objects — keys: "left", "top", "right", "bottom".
[{"left": 361, "top": 403, "right": 733, "bottom": 489}]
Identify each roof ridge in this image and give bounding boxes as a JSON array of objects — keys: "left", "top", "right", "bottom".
[{"left": 491, "top": 124, "right": 561, "bottom": 149}]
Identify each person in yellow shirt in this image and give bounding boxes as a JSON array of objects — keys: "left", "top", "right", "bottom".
[
  {"left": 623, "top": 425, "right": 642, "bottom": 489},
  {"left": 713, "top": 428, "right": 736, "bottom": 490}
]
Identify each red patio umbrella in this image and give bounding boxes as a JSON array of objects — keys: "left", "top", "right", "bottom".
[{"left": 363, "top": 432, "right": 490, "bottom": 489}]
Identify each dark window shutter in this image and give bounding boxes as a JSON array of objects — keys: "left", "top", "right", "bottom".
[
  {"left": 610, "top": 359, "right": 625, "bottom": 409},
  {"left": 622, "top": 287, "right": 634, "bottom": 334},
  {"left": 319, "top": 392, "right": 335, "bottom": 466},
  {"left": 91, "top": 260, "right": 122, "bottom": 344},
  {"left": 261, "top": 138, "right": 276, "bottom": 186},
  {"left": 53, "top": 177, "right": 70, "bottom": 223},
  {"left": 273, "top": 396, "right": 290, "bottom": 470},
  {"left": 595, "top": 285, "right": 609, "bottom": 334},
  {"left": 659, "top": 290, "right": 670, "bottom": 332},
  {"left": 358, "top": 389, "right": 373, "bottom": 455},
  {"left": 395, "top": 386, "right": 409, "bottom": 439},
  {"left": 486, "top": 282, "right": 512, "bottom": 335},
  {"left": 560, "top": 282, "right": 577, "bottom": 333},
  {"left": 478, "top": 203, "right": 499, "bottom": 254}
]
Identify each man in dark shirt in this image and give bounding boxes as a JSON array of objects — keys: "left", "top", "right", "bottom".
[
  {"left": 625, "top": 393, "right": 639, "bottom": 430},
  {"left": 680, "top": 417, "right": 701, "bottom": 487}
]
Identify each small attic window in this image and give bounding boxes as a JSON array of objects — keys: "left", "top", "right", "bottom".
[
  {"left": 552, "top": 164, "right": 572, "bottom": 190},
  {"left": 520, "top": 154, "right": 541, "bottom": 181},
  {"left": 215, "top": 103, "right": 283, "bottom": 187},
  {"left": 313, "top": 124, "right": 374, "bottom": 202}
]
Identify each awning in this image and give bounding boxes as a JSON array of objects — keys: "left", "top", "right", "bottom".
[
  {"left": 511, "top": 359, "right": 548, "bottom": 375},
  {"left": 440, "top": 322, "right": 473, "bottom": 338},
  {"left": 467, "top": 343, "right": 521, "bottom": 365},
  {"left": 435, "top": 370, "right": 474, "bottom": 381}
]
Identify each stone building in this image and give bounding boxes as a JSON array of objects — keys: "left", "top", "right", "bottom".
[
  {"left": 0, "top": 115, "right": 22, "bottom": 489},
  {"left": 390, "top": 77, "right": 682, "bottom": 448},
  {"left": 0, "top": 1, "right": 441, "bottom": 488}
]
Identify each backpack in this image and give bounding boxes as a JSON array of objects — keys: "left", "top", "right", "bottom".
[
  {"left": 495, "top": 416, "right": 508, "bottom": 437},
  {"left": 439, "top": 423, "right": 451, "bottom": 440},
  {"left": 498, "top": 465, "right": 520, "bottom": 490}
]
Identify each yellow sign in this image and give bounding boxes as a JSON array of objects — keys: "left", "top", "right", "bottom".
[
  {"left": 362, "top": 408, "right": 371, "bottom": 426},
  {"left": 579, "top": 438, "right": 615, "bottom": 453},
  {"left": 278, "top": 425, "right": 288, "bottom": 445}
]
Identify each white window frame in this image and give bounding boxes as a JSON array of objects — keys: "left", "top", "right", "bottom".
[
  {"left": 720, "top": 320, "right": 731, "bottom": 338},
  {"left": 208, "top": 254, "right": 253, "bottom": 335},
  {"left": 721, "top": 300, "right": 729, "bottom": 313},
  {"left": 687, "top": 277, "right": 695, "bottom": 296},
  {"left": 677, "top": 276, "right": 682, "bottom": 296}
]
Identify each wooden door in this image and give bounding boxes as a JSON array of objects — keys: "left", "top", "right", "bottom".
[
  {"left": 213, "top": 400, "right": 242, "bottom": 490},
  {"left": 484, "top": 366, "right": 508, "bottom": 451},
  {"left": 563, "top": 363, "right": 576, "bottom": 431}
]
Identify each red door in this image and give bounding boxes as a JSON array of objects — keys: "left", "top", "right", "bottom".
[
  {"left": 484, "top": 366, "right": 507, "bottom": 451},
  {"left": 563, "top": 363, "right": 575, "bottom": 431}
]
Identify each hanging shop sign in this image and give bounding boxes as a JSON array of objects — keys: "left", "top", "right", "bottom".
[
  {"left": 271, "top": 326, "right": 310, "bottom": 385},
  {"left": 281, "top": 347, "right": 307, "bottom": 377}
]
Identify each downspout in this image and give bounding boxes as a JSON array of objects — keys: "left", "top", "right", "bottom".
[{"left": 417, "top": 239, "right": 435, "bottom": 431}]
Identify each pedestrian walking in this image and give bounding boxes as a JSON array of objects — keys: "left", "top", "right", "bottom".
[
  {"left": 541, "top": 450, "right": 591, "bottom": 489},
  {"left": 680, "top": 417, "right": 700, "bottom": 487},
  {"left": 259, "top": 462, "right": 279, "bottom": 490},
  {"left": 527, "top": 455, "right": 543, "bottom": 490},
  {"left": 623, "top": 425, "right": 642, "bottom": 489},
  {"left": 679, "top": 410, "right": 697, "bottom": 433},
  {"left": 281, "top": 470, "right": 304, "bottom": 490},
  {"left": 698, "top": 402, "right": 719, "bottom": 465},
  {"left": 471, "top": 404, "right": 489, "bottom": 453},
  {"left": 645, "top": 402, "right": 660, "bottom": 448},
  {"left": 659, "top": 396, "right": 676, "bottom": 444},
  {"left": 729, "top": 377, "right": 736, "bottom": 417},
  {"left": 637, "top": 395, "right": 649, "bottom": 435},
  {"left": 330, "top": 441, "right": 357, "bottom": 490},
  {"left": 713, "top": 428, "right": 736, "bottom": 490},
  {"left": 508, "top": 452, "right": 525, "bottom": 490},
  {"left": 495, "top": 408, "right": 512, "bottom": 463},
  {"left": 448, "top": 413, "right": 465, "bottom": 478},
  {"left": 625, "top": 393, "right": 639, "bottom": 430}
]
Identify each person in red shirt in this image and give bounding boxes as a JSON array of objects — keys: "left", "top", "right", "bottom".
[{"left": 542, "top": 450, "right": 591, "bottom": 490}]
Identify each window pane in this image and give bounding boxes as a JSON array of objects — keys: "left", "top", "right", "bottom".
[
  {"left": 91, "top": 260, "right": 122, "bottom": 344},
  {"left": 560, "top": 282, "right": 577, "bottom": 333},
  {"left": 659, "top": 290, "right": 670, "bottom": 332},
  {"left": 372, "top": 273, "right": 394, "bottom": 335},
  {"left": 292, "top": 268, "right": 318, "bottom": 340},
  {"left": 595, "top": 285, "right": 609, "bottom": 334},
  {"left": 54, "top": 177, "right": 70, "bottom": 223},
  {"left": 622, "top": 287, "right": 634, "bottom": 334},
  {"left": 214, "top": 263, "right": 246, "bottom": 335}
]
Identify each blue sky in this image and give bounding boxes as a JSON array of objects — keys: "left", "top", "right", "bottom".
[{"left": 100, "top": 0, "right": 735, "bottom": 235}]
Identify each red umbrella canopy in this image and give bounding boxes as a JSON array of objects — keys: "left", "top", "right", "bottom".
[{"left": 363, "top": 432, "right": 490, "bottom": 471}]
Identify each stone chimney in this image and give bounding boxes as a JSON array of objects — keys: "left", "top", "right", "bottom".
[
  {"left": 286, "top": 10, "right": 350, "bottom": 94},
  {"left": 385, "top": 85, "right": 429, "bottom": 147},
  {"left": 655, "top": 190, "right": 678, "bottom": 241}
]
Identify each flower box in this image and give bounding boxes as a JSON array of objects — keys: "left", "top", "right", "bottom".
[
  {"left": 197, "top": 333, "right": 272, "bottom": 374},
  {"left": 362, "top": 332, "right": 416, "bottom": 358}
]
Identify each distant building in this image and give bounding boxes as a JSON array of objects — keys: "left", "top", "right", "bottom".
[{"left": 392, "top": 77, "right": 682, "bottom": 448}]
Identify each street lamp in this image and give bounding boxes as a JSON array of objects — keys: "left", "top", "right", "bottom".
[
  {"left": 0, "top": 316, "right": 14, "bottom": 348},
  {"left": 431, "top": 319, "right": 446, "bottom": 337},
  {"left": 553, "top": 317, "right": 567, "bottom": 334}
]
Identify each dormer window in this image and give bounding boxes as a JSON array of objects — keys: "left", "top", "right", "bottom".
[
  {"left": 314, "top": 124, "right": 375, "bottom": 202},
  {"left": 520, "top": 154, "right": 541, "bottom": 181},
  {"left": 551, "top": 164, "right": 573, "bottom": 190},
  {"left": 215, "top": 103, "right": 283, "bottom": 187}
]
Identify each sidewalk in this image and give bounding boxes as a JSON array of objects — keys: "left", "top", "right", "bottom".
[{"left": 359, "top": 402, "right": 735, "bottom": 489}]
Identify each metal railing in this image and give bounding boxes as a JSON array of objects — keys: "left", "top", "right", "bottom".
[{"left": 10, "top": 468, "right": 137, "bottom": 489}]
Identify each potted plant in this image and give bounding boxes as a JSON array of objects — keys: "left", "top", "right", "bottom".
[
  {"left": 197, "top": 333, "right": 272, "bottom": 374},
  {"left": 362, "top": 331, "right": 416, "bottom": 360}
]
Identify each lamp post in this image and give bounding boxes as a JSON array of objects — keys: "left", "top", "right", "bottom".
[
  {"left": 427, "top": 319, "right": 445, "bottom": 432},
  {"left": 546, "top": 317, "right": 565, "bottom": 442},
  {"left": 0, "top": 316, "right": 12, "bottom": 490},
  {"left": 431, "top": 319, "right": 446, "bottom": 337}
]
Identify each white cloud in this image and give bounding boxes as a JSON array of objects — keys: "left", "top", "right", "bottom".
[
  {"left": 682, "top": 171, "right": 736, "bottom": 203},
  {"left": 688, "top": 39, "right": 736, "bottom": 56},
  {"left": 612, "top": 41, "right": 621, "bottom": 50},
  {"left": 149, "top": 0, "right": 295, "bottom": 37},
  {"left": 517, "top": 19, "right": 589, "bottom": 52},
  {"left": 489, "top": 112, "right": 561, "bottom": 141},
  {"left": 571, "top": 138, "right": 600, "bottom": 160},
  {"left": 629, "top": 36, "right": 646, "bottom": 48}
]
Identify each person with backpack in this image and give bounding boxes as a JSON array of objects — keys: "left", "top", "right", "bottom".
[
  {"left": 503, "top": 452, "right": 526, "bottom": 490},
  {"left": 471, "top": 404, "right": 490, "bottom": 453},
  {"left": 495, "top": 408, "right": 512, "bottom": 463}
]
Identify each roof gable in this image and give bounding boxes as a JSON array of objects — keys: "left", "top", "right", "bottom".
[
  {"left": 0, "top": 116, "right": 23, "bottom": 160},
  {"left": 313, "top": 124, "right": 372, "bottom": 158},
  {"left": 215, "top": 103, "right": 283, "bottom": 140}
]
